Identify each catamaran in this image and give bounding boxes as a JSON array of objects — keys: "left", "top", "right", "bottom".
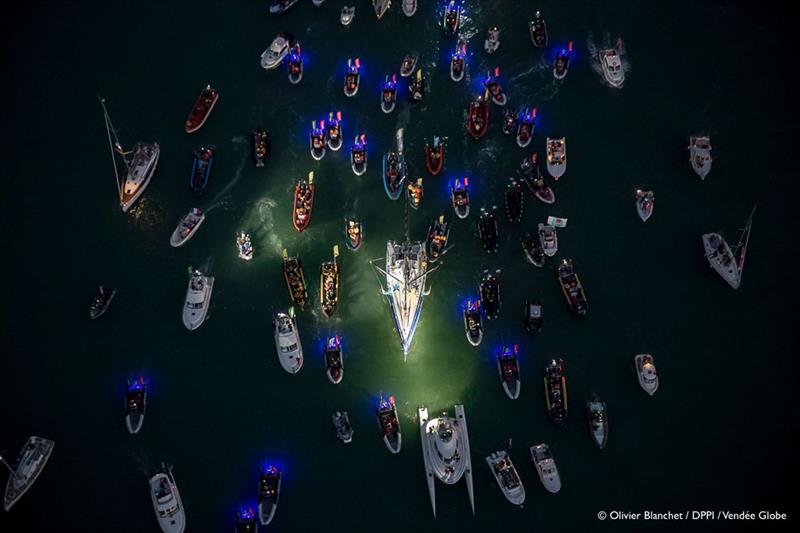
[
  {"left": 2, "top": 436, "right": 54, "bottom": 511},
  {"left": 702, "top": 204, "right": 757, "bottom": 289}
]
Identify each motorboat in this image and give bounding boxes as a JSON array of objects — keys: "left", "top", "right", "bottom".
[
  {"left": 538, "top": 223, "right": 557, "bottom": 257},
  {"left": 382, "top": 129, "right": 407, "bottom": 200},
  {"left": 450, "top": 177, "right": 470, "bottom": 219},
  {"left": 524, "top": 299, "right": 543, "bottom": 332},
  {"left": 407, "top": 68, "right": 426, "bottom": 105},
  {"left": 324, "top": 335, "right": 343, "bottom": 384},
  {"left": 504, "top": 177, "right": 524, "bottom": 225},
  {"left": 124, "top": 377, "right": 147, "bottom": 434},
  {"left": 376, "top": 395, "right": 401, "bottom": 453},
  {"left": 426, "top": 215, "right": 450, "bottom": 261},
  {"left": 170, "top": 208, "right": 205, "bottom": 248},
  {"left": 402, "top": 0, "right": 417, "bottom": 16},
  {"left": 90, "top": 285, "right": 117, "bottom": 319},
  {"left": 521, "top": 154, "right": 555, "bottom": 204},
  {"left": 333, "top": 411, "right": 354, "bottom": 443},
  {"left": 556, "top": 258, "right": 588, "bottom": 316},
  {"left": 599, "top": 44, "right": 625, "bottom": 88},
  {"left": 236, "top": 232, "right": 254, "bottom": 261},
  {"left": 516, "top": 108, "right": 536, "bottom": 148},
  {"left": 546, "top": 136, "right": 566, "bottom": 180},
  {"left": 312, "top": 0, "right": 325, "bottom": 6},
  {"left": 530, "top": 443, "right": 561, "bottom": 493},
  {"left": 282, "top": 249, "right": 309, "bottom": 308},
  {"left": 184, "top": 85, "right": 218, "bottom": 134},
  {"left": 319, "top": 245, "right": 340, "bottom": 317},
  {"left": 340, "top": 6, "right": 355, "bottom": 26},
  {"left": 269, "top": 0, "right": 299, "bottom": 15},
  {"left": 235, "top": 508, "right": 257, "bottom": 533},
  {"left": 400, "top": 54, "right": 418, "bottom": 77},
  {"left": 373, "top": 0, "right": 391, "bottom": 20},
  {"left": 424, "top": 136, "right": 445, "bottom": 175},
  {"left": 261, "top": 33, "right": 292, "bottom": 70},
  {"left": 463, "top": 299, "right": 483, "bottom": 346},
  {"left": 500, "top": 110, "right": 516, "bottom": 136},
  {"left": 529, "top": 11, "right": 548, "bottom": 48},
  {"left": 2, "top": 436, "right": 54, "bottom": 511},
  {"left": 635, "top": 189, "right": 654, "bottom": 222},
  {"left": 344, "top": 58, "right": 361, "bottom": 97},
  {"left": 258, "top": 465, "right": 281, "bottom": 526},
  {"left": 149, "top": 463, "right": 186, "bottom": 533},
  {"left": 634, "top": 354, "right": 658, "bottom": 396},
  {"left": 466, "top": 92, "right": 490, "bottom": 140},
  {"left": 310, "top": 120, "right": 326, "bottom": 160},
  {"left": 553, "top": 41, "right": 573, "bottom": 80},
  {"left": 407, "top": 177, "right": 424, "bottom": 210},
  {"left": 543, "top": 358, "right": 568, "bottom": 427},
  {"left": 479, "top": 269, "right": 501, "bottom": 320},
  {"left": 273, "top": 309, "right": 303, "bottom": 374},
  {"left": 702, "top": 205, "right": 757, "bottom": 290},
  {"left": 287, "top": 42, "right": 303, "bottom": 84},
  {"left": 497, "top": 344, "right": 521, "bottom": 400},
  {"left": 478, "top": 206, "right": 498, "bottom": 254},
  {"left": 252, "top": 128, "right": 269, "bottom": 167},
  {"left": 351, "top": 133, "right": 367, "bottom": 175},
  {"left": 484, "top": 68, "right": 507, "bottom": 106},
  {"left": 689, "top": 136, "right": 712, "bottom": 180},
  {"left": 292, "top": 171, "right": 315, "bottom": 232},
  {"left": 182, "top": 269, "right": 214, "bottom": 331},
  {"left": 442, "top": 1, "right": 462, "bottom": 35},
  {"left": 381, "top": 74, "right": 398, "bottom": 113},
  {"left": 345, "top": 217, "right": 363, "bottom": 251},
  {"left": 484, "top": 26, "right": 500, "bottom": 54},
  {"left": 586, "top": 393, "right": 608, "bottom": 449},
  {"left": 418, "top": 404, "right": 475, "bottom": 517},
  {"left": 486, "top": 451, "right": 525, "bottom": 506},
  {"left": 189, "top": 146, "right": 214, "bottom": 196},
  {"left": 521, "top": 233, "right": 545, "bottom": 268},
  {"left": 450, "top": 42, "right": 466, "bottom": 82},
  {"left": 326, "top": 111, "right": 343, "bottom": 151}
]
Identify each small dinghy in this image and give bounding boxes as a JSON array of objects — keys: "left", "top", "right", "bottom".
[
  {"left": 252, "top": 128, "right": 269, "bottom": 167},
  {"left": 556, "top": 258, "right": 588, "bottom": 316},
  {"left": 236, "top": 232, "right": 253, "bottom": 261},
  {"left": 530, "top": 443, "right": 561, "bottom": 493},
  {"left": 478, "top": 206, "right": 499, "bottom": 253},
  {"left": 407, "top": 69, "right": 426, "bottom": 105},
  {"left": 442, "top": 0, "right": 462, "bottom": 35},
  {"left": 463, "top": 299, "right": 483, "bottom": 346},
  {"left": 282, "top": 249, "right": 309, "bottom": 308},
  {"left": 407, "top": 177, "right": 424, "bottom": 210},
  {"left": 635, "top": 189, "right": 654, "bottom": 222},
  {"left": 124, "top": 377, "right": 146, "bottom": 434},
  {"left": 424, "top": 136, "right": 445, "bottom": 175},
  {"left": 184, "top": 84, "right": 218, "bottom": 134},
  {"left": 546, "top": 136, "right": 566, "bottom": 180},
  {"left": 484, "top": 67, "right": 507, "bottom": 106},
  {"left": 90, "top": 286, "right": 117, "bottom": 319},
  {"left": 340, "top": 6, "right": 355, "bottom": 26},
  {"left": 400, "top": 54, "right": 418, "bottom": 78},
  {"left": 310, "top": 120, "right": 326, "bottom": 161},
  {"left": 333, "top": 411, "right": 354, "bottom": 443},
  {"left": 480, "top": 269, "right": 501, "bottom": 320},
  {"left": 504, "top": 177, "right": 524, "bottom": 225},
  {"left": 524, "top": 299, "right": 543, "bottom": 332},
  {"left": 319, "top": 245, "right": 340, "bottom": 318},
  {"left": 538, "top": 223, "right": 557, "bottom": 257},
  {"left": 635, "top": 354, "right": 659, "bottom": 396},
  {"left": 326, "top": 111, "right": 343, "bottom": 151},
  {"left": 543, "top": 358, "right": 568, "bottom": 427},
  {"left": 273, "top": 308, "right": 303, "bottom": 373},
  {"left": 324, "top": 335, "right": 344, "bottom": 384},
  {"left": 287, "top": 42, "right": 303, "bottom": 84},
  {"left": 382, "top": 129, "right": 407, "bottom": 200},
  {"left": 553, "top": 41, "right": 573, "bottom": 80},
  {"left": 182, "top": 269, "right": 214, "bottom": 331},
  {"left": 502, "top": 109, "right": 517, "bottom": 135},
  {"left": 269, "top": 0, "right": 299, "bottom": 15},
  {"left": 516, "top": 108, "right": 536, "bottom": 148},
  {"left": 497, "top": 344, "right": 521, "bottom": 399},
  {"left": 450, "top": 41, "right": 467, "bottom": 82},
  {"left": 466, "top": 92, "right": 490, "bottom": 140},
  {"left": 486, "top": 451, "right": 525, "bottom": 506},
  {"left": 189, "top": 147, "right": 214, "bottom": 196},
  {"left": 451, "top": 177, "right": 470, "bottom": 219},
  {"left": 402, "top": 0, "right": 417, "bottom": 17},
  {"left": 351, "top": 133, "right": 367, "bottom": 175},
  {"left": 586, "top": 393, "right": 608, "bottom": 449},
  {"left": 484, "top": 26, "right": 500, "bottom": 54},
  {"left": 689, "top": 135, "right": 712, "bottom": 180},
  {"left": 344, "top": 58, "right": 361, "bottom": 97},
  {"left": 258, "top": 465, "right": 282, "bottom": 526},
  {"left": 380, "top": 74, "right": 398, "bottom": 114},
  {"left": 426, "top": 215, "right": 450, "bottom": 261},
  {"left": 529, "top": 10, "right": 548, "bottom": 48},
  {"left": 292, "top": 171, "right": 315, "bottom": 232},
  {"left": 521, "top": 233, "right": 545, "bottom": 268},
  {"left": 376, "top": 395, "right": 402, "bottom": 454},
  {"left": 345, "top": 217, "right": 363, "bottom": 251}
]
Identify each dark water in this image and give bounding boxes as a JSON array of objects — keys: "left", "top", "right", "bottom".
[{"left": 1, "top": 1, "right": 796, "bottom": 532}]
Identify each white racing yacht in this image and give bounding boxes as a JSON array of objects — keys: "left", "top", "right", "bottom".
[
  {"left": 689, "top": 136, "right": 712, "bottom": 180},
  {"left": 419, "top": 404, "right": 475, "bottom": 517},
  {"left": 170, "top": 208, "right": 205, "bottom": 247},
  {"left": 182, "top": 269, "right": 214, "bottom": 330},
  {"left": 702, "top": 204, "right": 757, "bottom": 290},
  {"left": 2, "top": 436, "right": 54, "bottom": 511},
  {"left": 273, "top": 308, "right": 303, "bottom": 374},
  {"left": 530, "top": 443, "right": 561, "bottom": 493},
  {"left": 149, "top": 463, "right": 186, "bottom": 533},
  {"left": 486, "top": 451, "right": 525, "bottom": 506}
]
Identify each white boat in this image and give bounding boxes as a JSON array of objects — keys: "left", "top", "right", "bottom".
[
  {"left": 261, "top": 33, "right": 291, "bottom": 70},
  {"left": 530, "top": 443, "right": 561, "bottom": 493},
  {"left": 484, "top": 26, "right": 500, "bottom": 54},
  {"left": 373, "top": 0, "right": 391, "bottom": 19},
  {"left": 170, "top": 208, "right": 205, "bottom": 247},
  {"left": 273, "top": 309, "right": 303, "bottom": 373},
  {"left": 182, "top": 270, "right": 214, "bottom": 331},
  {"left": 538, "top": 223, "right": 557, "bottom": 257},
  {"left": 236, "top": 232, "right": 254, "bottom": 260},
  {"left": 599, "top": 48, "right": 624, "bottom": 88},
  {"left": 419, "top": 405, "right": 475, "bottom": 517},
  {"left": 149, "top": 464, "right": 186, "bottom": 533},
  {"left": 2, "top": 436, "right": 54, "bottom": 511},
  {"left": 402, "top": 0, "right": 416, "bottom": 16},
  {"left": 689, "top": 136, "right": 712, "bottom": 180},
  {"left": 312, "top": 0, "right": 325, "bottom": 5},
  {"left": 486, "top": 451, "right": 525, "bottom": 506},
  {"left": 340, "top": 6, "right": 355, "bottom": 26},
  {"left": 546, "top": 136, "right": 566, "bottom": 180},
  {"left": 702, "top": 204, "right": 757, "bottom": 289},
  {"left": 635, "top": 189, "right": 654, "bottom": 222},
  {"left": 634, "top": 354, "right": 659, "bottom": 396}
]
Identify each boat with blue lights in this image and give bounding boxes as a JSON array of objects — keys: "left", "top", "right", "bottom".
[
  {"left": 556, "top": 258, "right": 588, "bottom": 316},
  {"left": 516, "top": 108, "right": 536, "bottom": 148},
  {"left": 553, "top": 41, "right": 574, "bottom": 80},
  {"left": 273, "top": 308, "right": 303, "bottom": 374},
  {"left": 252, "top": 128, "right": 269, "bottom": 167},
  {"left": 484, "top": 68, "right": 507, "bottom": 106},
  {"left": 149, "top": 463, "right": 185, "bottom": 533},
  {"left": 90, "top": 285, "right": 117, "bottom": 319},
  {"left": 408, "top": 69, "right": 425, "bottom": 104},
  {"left": 282, "top": 249, "right": 309, "bottom": 308},
  {"left": 382, "top": 128, "right": 407, "bottom": 200},
  {"left": 344, "top": 58, "right": 361, "bottom": 97},
  {"left": 450, "top": 177, "right": 470, "bottom": 219},
  {"left": 310, "top": 121, "right": 326, "bottom": 161},
  {"left": 184, "top": 85, "right": 218, "bottom": 134},
  {"left": 504, "top": 177, "right": 524, "bottom": 225},
  {"left": 351, "top": 134, "right": 367, "bottom": 175},
  {"left": 426, "top": 215, "right": 450, "bottom": 261},
  {"left": 544, "top": 358, "right": 568, "bottom": 427},
  {"left": 236, "top": 232, "right": 254, "bottom": 261},
  {"left": 521, "top": 232, "right": 545, "bottom": 267},
  {"left": 524, "top": 299, "right": 543, "bottom": 332},
  {"left": 478, "top": 206, "right": 498, "bottom": 254},
  {"left": 497, "top": 345, "right": 521, "bottom": 400},
  {"left": 2, "top": 436, "right": 55, "bottom": 511},
  {"left": 480, "top": 269, "right": 501, "bottom": 320},
  {"left": 463, "top": 299, "right": 483, "bottom": 346},
  {"left": 486, "top": 451, "right": 525, "bottom": 506},
  {"left": 292, "top": 171, "right": 315, "bottom": 232},
  {"left": 287, "top": 42, "right": 303, "bottom": 84},
  {"left": 326, "top": 112, "right": 343, "bottom": 151},
  {"left": 450, "top": 42, "right": 466, "bottom": 82},
  {"left": 189, "top": 147, "right": 213, "bottom": 196},
  {"left": 258, "top": 465, "right": 281, "bottom": 526},
  {"left": 182, "top": 269, "right": 214, "bottom": 331},
  {"left": 466, "top": 92, "right": 490, "bottom": 140},
  {"left": 407, "top": 177, "right": 424, "bottom": 210},
  {"left": 269, "top": 0, "right": 298, "bottom": 15},
  {"left": 381, "top": 74, "right": 397, "bottom": 114},
  {"left": 424, "top": 136, "right": 445, "bottom": 175},
  {"left": 376, "top": 395, "right": 401, "bottom": 453},
  {"left": 125, "top": 377, "right": 147, "bottom": 434},
  {"left": 586, "top": 393, "right": 608, "bottom": 449},
  {"left": 324, "top": 335, "right": 343, "bottom": 384},
  {"left": 442, "top": 1, "right": 462, "bottom": 35},
  {"left": 546, "top": 136, "right": 566, "bottom": 180},
  {"left": 235, "top": 508, "right": 257, "bottom": 533},
  {"left": 418, "top": 404, "right": 475, "bottom": 517},
  {"left": 320, "top": 246, "right": 340, "bottom": 318},
  {"left": 484, "top": 27, "right": 500, "bottom": 54},
  {"left": 345, "top": 217, "right": 363, "bottom": 251},
  {"left": 333, "top": 411, "right": 354, "bottom": 443},
  {"left": 529, "top": 11, "right": 548, "bottom": 48},
  {"left": 400, "top": 54, "right": 418, "bottom": 78}
]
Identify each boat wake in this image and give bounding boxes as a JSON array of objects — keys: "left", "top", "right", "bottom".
[
  {"left": 587, "top": 31, "right": 631, "bottom": 87},
  {"left": 205, "top": 141, "right": 248, "bottom": 211},
  {"left": 255, "top": 197, "right": 283, "bottom": 255}
]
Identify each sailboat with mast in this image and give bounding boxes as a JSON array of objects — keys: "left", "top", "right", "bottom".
[
  {"left": 702, "top": 204, "right": 757, "bottom": 290},
  {"left": 98, "top": 95, "right": 160, "bottom": 212}
]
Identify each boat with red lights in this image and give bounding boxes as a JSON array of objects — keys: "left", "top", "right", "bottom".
[
  {"left": 519, "top": 153, "right": 555, "bottom": 204},
  {"left": 320, "top": 245, "right": 340, "bottom": 317},
  {"left": 310, "top": 120, "right": 326, "bottom": 160},
  {"left": 504, "top": 177, "right": 524, "bottom": 225},
  {"left": 184, "top": 85, "right": 218, "bottom": 134},
  {"left": 381, "top": 74, "right": 398, "bottom": 114},
  {"left": 497, "top": 345, "right": 521, "bottom": 399},
  {"left": 442, "top": 0, "right": 462, "bottom": 34},
  {"left": 516, "top": 108, "right": 536, "bottom": 148},
  {"left": 287, "top": 43, "right": 303, "bottom": 84},
  {"left": 543, "top": 358, "right": 568, "bottom": 427},
  {"left": 466, "top": 92, "right": 490, "bottom": 140},
  {"left": 556, "top": 258, "right": 588, "bottom": 316},
  {"left": 450, "top": 177, "right": 470, "bottom": 219},
  {"left": 258, "top": 465, "right": 281, "bottom": 526},
  {"left": 344, "top": 58, "right": 361, "bottom": 96},
  {"left": 426, "top": 215, "right": 450, "bottom": 261},
  {"left": 400, "top": 54, "right": 418, "bottom": 77},
  {"left": 484, "top": 68, "right": 507, "bottom": 106},
  {"left": 189, "top": 147, "right": 214, "bottom": 196},
  {"left": 480, "top": 269, "right": 501, "bottom": 320},
  {"left": 463, "top": 299, "right": 483, "bottom": 346},
  {"left": 635, "top": 189, "right": 654, "bottom": 222},
  {"left": 125, "top": 377, "right": 147, "bottom": 434},
  {"left": 424, "top": 136, "right": 445, "bottom": 175},
  {"left": 252, "top": 128, "right": 269, "bottom": 167},
  {"left": 351, "top": 134, "right": 367, "bottom": 175},
  {"left": 529, "top": 11, "right": 548, "bottom": 48},
  {"left": 235, "top": 508, "right": 257, "bottom": 533},
  {"left": 376, "top": 395, "right": 401, "bottom": 454},
  {"left": 450, "top": 41, "right": 466, "bottom": 82},
  {"left": 546, "top": 136, "right": 566, "bottom": 180},
  {"left": 383, "top": 128, "right": 406, "bottom": 200},
  {"left": 282, "top": 249, "right": 309, "bottom": 308},
  {"left": 326, "top": 112, "right": 343, "bottom": 151},
  {"left": 324, "top": 335, "right": 344, "bottom": 384},
  {"left": 553, "top": 41, "right": 573, "bottom": 80},
  {"left": 292, "top": 171, "right": 315, "bottom": 232}
]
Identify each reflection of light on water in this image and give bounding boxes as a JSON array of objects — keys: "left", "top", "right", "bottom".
[{"left": 253, "top": 197, "right": 283, "bottom": 255}]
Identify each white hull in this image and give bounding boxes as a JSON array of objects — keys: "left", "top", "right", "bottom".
[
  {"left": 501, "top": 380, "right": 520, "bottom": 400},
  {"left": 3, "top": 436, "right": 54, "bottom": 511},
  {"left": 402, "top": 0, "right": 416, "bottom": 16},
  {"left": 538, "top": 223, "right": 558, "bottom": 257},
  {"left": 182, "top": 274, "right": 214, "bottom": 330},
  {"left": 599, "top": 49, "right": 625, "bottom": 88},
  {"left": 121, "top": 144, "right": 160, "bottom": 212},
  {"left": 486, "top": 451, "right": 526, "bottom": 506},
  {"left": 274, "top": 313, "right": 304, "bottom": 374},
  {"left": 635, "top": 354, "right": 659, "bottom": 395},
  {"left": 702, "top": 233, "right": 740, "bottom": 289},
  {"left": 383, "top": 240, "right": 428, "bottom": 357},
  {"left": 126, "top": 413, "right": 144, "bottom": 434},
  {"left": 149, "top": 470, "right": 186, "bottom": 533},
  {"left": 530, "top": 444, "right": 561, "bottom": 493},
  {"left": 170, "top": 210, "right": 205, "bottom": 247},
  {"left": 689, "top": 136, "right": 712, "bottom": 180}
]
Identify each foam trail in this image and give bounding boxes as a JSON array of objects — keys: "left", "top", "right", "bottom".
[{"left": 206, "top": 152, "right": 247, "bottom": 212}]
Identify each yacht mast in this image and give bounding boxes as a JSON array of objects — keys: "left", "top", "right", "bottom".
[
  {"left": 97, "top": 95, "right": 124, "bottom": 198},
  {"left": 0, "top": 453, "right": 15, "bottom": 477},
  {"left": 735, "top": 203, "right": 758, "bottom": 278}
]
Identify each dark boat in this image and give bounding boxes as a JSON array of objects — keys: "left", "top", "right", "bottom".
[
  {"left": 344, "top": 58, "right": 361, "bottom": 97},
  {"left": 480, "top": 269, "right": 501, "bottom": 320},
  {"left": 90, "top": 286, "right": 116, "bottom": 319},
  {"left": 258, "top": 465, "right": 281, "bottom": 526},
  {"left": 529, "top": 10, "right": 548, "bottom": 48},
  {"left": 382, "top": 129, "right": 406, "bottom": 200},
  {"left": 269, "top": 0, "right": 299, "bottom": 15},
  {"left": 516, "top": 108, "right": 536, "bottom": 148},
  {"left": 282, "top": 249, "right": 309, "bottom": 308},
  {"left": 184, "top": 84, "right": 218, "bottom": 134},
  {"left": 424, "top": 136, "right": 445, "bottom": 175},
  {"left": 380, "top": 74, "right": 398, "bottom": 114},
  {"left": 292, "top": 172, "right": 315, "bottom": 232},
  {"left": 502, "top": 109, "right": 517, "bottom": 135},
  {"left": 442, "top": 0, "right": 462, "bottom": 34},
  {"left": 451, "top": 177, "right": 470, "bottom": 219},
  {"left": 466, "top": 92, "right": 490, "bottom": 140},
  {"left": 310, "top": 120, "right": 326, "bottom": 161},
  {"left": 333, "top": 411, "right": 354, "bottom": 443},
  {"left": 544, "top": 358, "right": 568, "bottom": 427},
  {"left": 556, "top": 258, "right": 588, "bottom": 316},
  {"left": 326, "top": 111, "right": 343, "bottom": 151},
  {"left": 235, "top": 508, "right": 257, "bottom": 533},
  {"left": 400, "top": 54, "right": 418, "bottom": 77},
  {"left": 351, "top": 133, "right": 367, "bottom": 176},
  {"left": 407, "top": 177, "right": 423, "bottom": 210},
  {"left": 287, "top": 42, "right": 303, "bottom": 84},
  {"left": 189, "top": 146, "right": 214, "bottom": 195},
  {"left": 324, "top": 335, "right": 343, "bottom": 384},
  {"left": 463, "top": 299, "right": 483, "bottom": 346},
  {"left": 483, "top": 67, "right": 507, "bottom": 106},
  {"left": 426, "top": 215, "right": 450, "bottom": 261},
  {"left": 124, "top": 377, "right": 146, "bottom": 434},
  {"left": 553, "top": 41, "right": 573, "bottom": 80},
  {"left": 450, "top": 41, "right": 466, "bottom": 82},
  {"left": 252, "top": 128, "right": 269, "bottom": 167},
  {"left": 376, "top": 395, "right": 402, "bottom": 454},
  {"left": 586, "top": 393, "right": 608, "bottom": 449},
  {"left": 345, "top": 217, "right": 363, "bottom": 251},
  {"left": 521, "top": 233, "right": 545, "bottom": 267},
  {"left": 320, "top": 245, "right": 340, "bottom": 318},
  {"left": 524, "top": 299, "right": 543, "bottom": 332},
  {"left": 408, "top": 69, "right": 426, "bottom": 105},
  {"left": 497, "top": 344, "right": 521, "bottom": 400},
  {"left": 520, "top": 153, "right": 555, "bottom": 204},
  {"left": 504, "top": 177, "right": 524, "bottom": 224},
  {"left": 478, "top": 206, "right": 498, "bottom": 254}
]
